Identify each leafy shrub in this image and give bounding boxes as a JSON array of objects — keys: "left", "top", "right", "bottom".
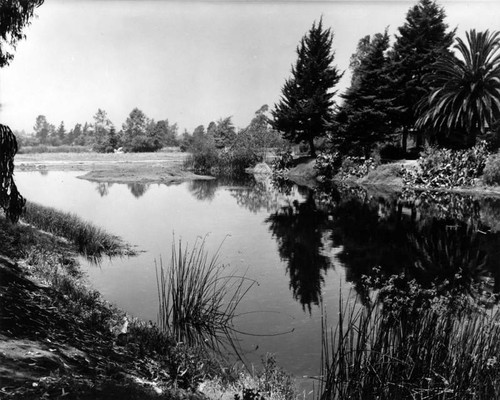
[
  {"left": 271, "top": 149, "right": 294, "bottom": 172},
  {"left": 184, "top": 145, "right": 220, "bottom": 174},
  {"left": 315, "top": 151, "right": 342, "bottom": 181},
  {"left": 404, "top": 141, "right": 489, "bottom": 188},
  {"left": 337, "top": 156, "right": 379, "bottom": 180},
  {"left": 166, "top": 342, "right": 212, "bottom": 390},
  {"left": 185, "top": 135, "right": 262, "bottom": 176},
  {"left": 483, "top": 153, "right": 500, "bottom": 186}
]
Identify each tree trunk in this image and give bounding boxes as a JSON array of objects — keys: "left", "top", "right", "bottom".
[
  {"left": 309, "top": 138, "right": 316, "bottom": 158},
  {"left": 416, "top": 129, "right": 423, "bottom": 150},
  {"left": 402, "top": 127, "right": 408, "bottom": 155}
]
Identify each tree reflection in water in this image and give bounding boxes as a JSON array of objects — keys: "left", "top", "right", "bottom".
[
  {"left": 95, "top": 182, "right": 113, "bottom": 197},
  {"left": 329, "top": 187, "right": 500, "bottom": 303},
  {"left": 266, "top": 190, "right": 333, "bottom": 312},
  {"left": 188, "top": 179, "right": 219, "bottom": 202},
  {"left": 127, "top": 182, "right": 150, "bottom": 198}
]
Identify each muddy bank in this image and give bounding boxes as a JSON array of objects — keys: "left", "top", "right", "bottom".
[
  {"left": 15, "top": 152, "right": 214, "bottom": 184},
  {"left": 79, "top": 166, "right": 214, "bottom": 184}
]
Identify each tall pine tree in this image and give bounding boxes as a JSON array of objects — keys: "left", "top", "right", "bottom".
[
  {"left": 272, "top": 19, "right": 342, "bottom": 157},
  {"left": 390, "top": 0, "right": 455, "bottom": 152},
  {"left": 340, "top": 30, "right": 395, "bottom": 156}
]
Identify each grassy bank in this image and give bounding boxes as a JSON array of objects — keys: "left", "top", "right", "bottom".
[
  {"left": 0, "top": 216, "right": 297, "bottom": 399},
  {"left": 0, "top": 216, "right": 217, "bottom": 398},
  {"left": 22, "top": 201, "right": 133, "bottom": 260}
]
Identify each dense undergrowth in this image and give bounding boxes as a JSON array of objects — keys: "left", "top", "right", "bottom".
[
  {"left": 311, "top": 140, "right": 500, "bottom": 191},
  {"left": 184, "top": 146, "right": 261, "bottom": 177}
]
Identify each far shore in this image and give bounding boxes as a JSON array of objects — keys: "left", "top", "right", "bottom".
[
  {"left": 15, "top": 151, "right": 215, "bottom": 184},
  {"left": 15, "top": 151, "right": 500, "bottom": 196},
  {"left": 285, "top": 157, "right": 500, "bottom": 198}
]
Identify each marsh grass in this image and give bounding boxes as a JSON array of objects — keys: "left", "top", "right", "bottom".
[
  {"left": 22, "top": 201, "right": 133, "bottom": 260},
  {"left": 156, "top": 237, "right": 255, "bottom": 348},
  {"left": 320, "top": 292, "right": 500, "bottom": 400}
]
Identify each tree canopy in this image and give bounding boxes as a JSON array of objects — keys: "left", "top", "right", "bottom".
[
  {"left": 0, "top": 0, "right": 44, "bottom": 67},
  {"left": 0, "top": 125, "right": 25, "bottom": 222},
  {"left": 272, "top": 18, "right": 342, "bottom": 157}
]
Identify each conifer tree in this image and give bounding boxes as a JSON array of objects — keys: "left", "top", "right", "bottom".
[
  {"left": 340, "top": 30, "right": 394, "bottom": 156},
  {"left": 390, "top": 0, "right": 455, "bottom": 152},
  {"left": 272, "top": 19, "right": 342, "bottom": 157}
]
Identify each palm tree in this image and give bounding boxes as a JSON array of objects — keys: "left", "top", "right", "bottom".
[{"left": 417, "top": 30, "right": 500, "bottom": 147}]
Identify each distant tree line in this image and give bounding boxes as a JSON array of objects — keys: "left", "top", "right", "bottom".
[
  {"left": 272, "top": 0, "right": 500, "bottom": 158},
  {"left": 17, "top": 105, "right": 285, "bottom": 156},
  {"left": 20, "top": 108, "right": 179, "bottom": 153}
]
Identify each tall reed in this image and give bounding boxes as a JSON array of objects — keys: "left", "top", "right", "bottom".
[
  {"left": 22, "top": 201, "right": 131, "bottom": 259},
  {"left": 156, "top": 237, "right": 255, "bottom": 348},
  {"left": 320, "top": 292, "right": 500, "bottom": 399}
]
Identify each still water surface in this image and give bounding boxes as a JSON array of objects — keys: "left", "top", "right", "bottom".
[
  {"left": 16, "top": 171, "right": 348, "bottom": 387},
  {"left": 17, "top": 170, "right": 500, "bottom": 391}
]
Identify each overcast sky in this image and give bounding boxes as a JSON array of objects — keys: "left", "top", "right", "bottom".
[{"left": 0, "top": 0, "right": 498, "bottom": 134}]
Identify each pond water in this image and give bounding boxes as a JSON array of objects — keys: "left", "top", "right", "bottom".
[
  {"left": 15, "top": 171, "right": 348, "bottom": 390},
  {"left": 15, "top": 170, "right": 500, "bottom": 392}
]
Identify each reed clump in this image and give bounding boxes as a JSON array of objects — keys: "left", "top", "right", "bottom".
[
  {"left": 22, "top": 201, "right": 132, "bottom": 259},
  {"left": 156, "top": 237, "right": 255, "bottom": 347},
  {"left": 320, "top": 288, "right": 500, "bottom": 400}
]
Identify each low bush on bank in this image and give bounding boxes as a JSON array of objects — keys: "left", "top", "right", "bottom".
[
  {"left": 483, "top": 153, "right": 500, "bottom": 186},
  {"left": 18, "top": 145, "right": 92, "bottom": 154},
  {"left": 272, "top": 149, "right": 295, "bottom": 172},
  {"left": 22, "top": 201, "right": 131, "bottom": 259},
  {"left": 403, "top": 141, "right": 489, "bottom": 188},
  {"left": 184, "top": 146, "right": 261, "bottom": 176},
  {"left": 314, "top": 151, "right": 379, "bottom": 183}
]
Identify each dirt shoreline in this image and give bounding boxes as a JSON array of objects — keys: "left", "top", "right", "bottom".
[{"left": 15, "top": 152, "right": 215, "bottom": 184}]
